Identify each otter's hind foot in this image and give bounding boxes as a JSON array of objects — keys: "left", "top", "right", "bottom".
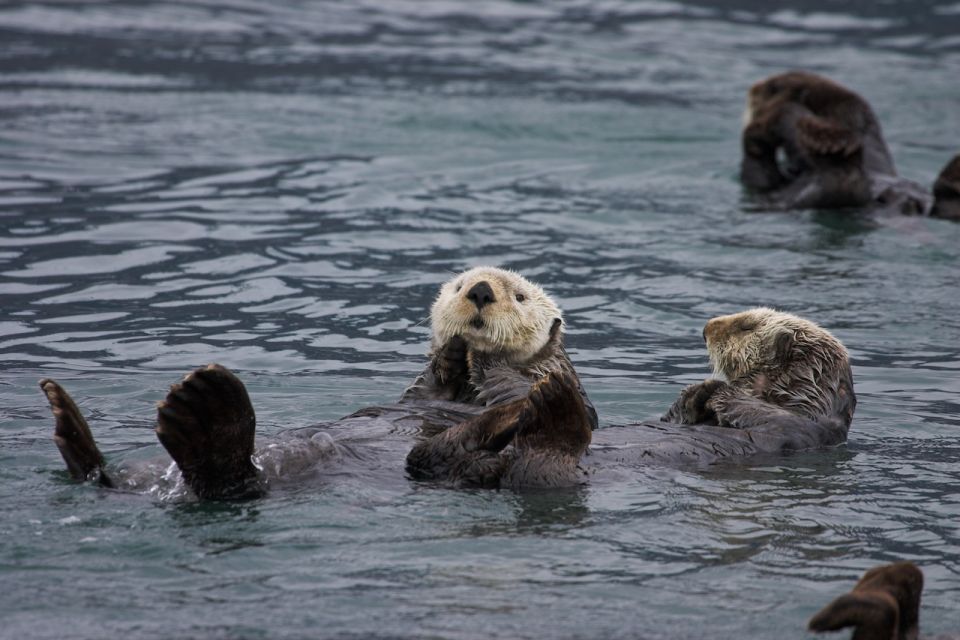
[
  {"left": 156, "top": 364, "right": 262, "bottom": 500},
  {"left": 39, "top": 379, "right": 113, "bottom": 487}
]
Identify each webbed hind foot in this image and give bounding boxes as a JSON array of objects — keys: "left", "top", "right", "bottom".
[
  {"left": 156, "top": 364, "right": 263, "bottom": 500},
  {"left": 39, "top": 379, "right": 113, "bottom": 487}
]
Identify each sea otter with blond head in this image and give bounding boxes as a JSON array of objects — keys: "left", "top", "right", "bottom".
[
  {"left": 589, "top": 307, "right": 856, "bottom": 465},
  {"left": 39, "top": 266, "right": 596, "bottom": 498}
]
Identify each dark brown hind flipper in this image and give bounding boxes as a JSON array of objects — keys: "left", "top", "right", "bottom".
[
  {"left": 156, "top": 364, "right": 262, "bottom": 500},
  {"left": 515, "top": 372, "right": 592, "bottom": 456},
  {"left": 39, "top": 379, "right": 113, "bottom": 487}
]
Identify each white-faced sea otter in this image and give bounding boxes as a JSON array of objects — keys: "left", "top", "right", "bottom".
[
  {"left": 40, "top": 267, "right": 595, "bottom": 498},
  {"left": 741, "top": 70, "right": 958, "bottom": 220}
]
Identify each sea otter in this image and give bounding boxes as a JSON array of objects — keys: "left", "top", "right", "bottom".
[
  {"left": 407, "top": 306, "right": 857, "bottom": 477},
  {"left": 932, "top": 154, "right": 960, "bottom": 220},
  {"left": 587, "top": 308, "right": 855, "bottom": 465},
  {"left": 741, "top": 71, "right": 956, "bottom": 219},
  {"left": 809, "top": 562, "right": 925, "bottom": 640},
  {"left": 40, "top": 266, "right": 595, "bottom": 498}
]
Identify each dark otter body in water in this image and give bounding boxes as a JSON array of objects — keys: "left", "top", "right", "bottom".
[
  {"left": 587, "top": 308, "right": 855, "bottom": 467},
  {"left": 41, "top": 267, "right": 596, "bottom": 498},
  {"left": 741, "top": 71, "right": 956, "bottom": 219}
]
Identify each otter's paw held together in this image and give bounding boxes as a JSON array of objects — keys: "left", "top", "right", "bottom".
[
  {"left": 431, "top": 335, "right": 469, "bottom": 397},
  {"left": 664, "top": 379, "right": 726, "bottom": 425}
]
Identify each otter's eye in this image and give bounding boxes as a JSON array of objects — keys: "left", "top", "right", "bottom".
[
  {"left": 737, "top": 320, "right": 757, "bottom": 332},
  {"left": 515, "top": 293, "right": 525, "bottom": 302},
  {"left": 455, "top": 282, "right": 462, "bottom": 292}
]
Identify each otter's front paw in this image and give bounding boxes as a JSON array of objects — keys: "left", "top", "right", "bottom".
[
  {"left": 664, "top": 379, "right": 726, "bottom": 425},
  {"left": 432, "top": 335, "right": 469, "bottom": 398}
]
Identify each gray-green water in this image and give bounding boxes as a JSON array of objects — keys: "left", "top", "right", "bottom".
[{"left": 1, "top": 1, "right": 959, "bottom": 638}]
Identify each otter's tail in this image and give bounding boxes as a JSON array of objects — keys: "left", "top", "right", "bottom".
[
  {"left": 156, "top": 364, "right": 262, "bottom": 500},
  {"left": 39, "top": 379, "right": 114, "bottom": 488}
]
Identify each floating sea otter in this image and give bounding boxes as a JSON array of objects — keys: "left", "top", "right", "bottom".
[
  {"left": 741, "top": 70, "right": 959, "bottom": 219},
  {"left": 411, "top": 307, "right": 857, "bottom": 484},
  {"left": 808, "top": 562, "right": 950, "bottom": 640},
  {"left": 589, "top": 307, "right": 856, "bottom": 465},
  {"left": 40, "top": 266, "right": 596, "bottom": 499}
]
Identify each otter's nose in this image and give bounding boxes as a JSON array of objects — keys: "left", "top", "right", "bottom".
[{"left": 466, "top": 281, "right": 496, "bottom": 311}]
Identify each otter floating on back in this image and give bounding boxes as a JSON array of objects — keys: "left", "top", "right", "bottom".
[
  {"left": 740, "top": 70, "right": 959, "bottom": 220},
  {"left": 40, "top": 266, "right": 596, "bottom": 499},
  {"left": 588, "top": 308, "right": 856, "bottom": 465}
]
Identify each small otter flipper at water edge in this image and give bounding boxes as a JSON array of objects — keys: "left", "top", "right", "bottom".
[
  {"left": 156, "top": 364, "right": 263, "bottom": 500},
  {"left": 39, "top": 379, "right": 113, "bottom": 487}
]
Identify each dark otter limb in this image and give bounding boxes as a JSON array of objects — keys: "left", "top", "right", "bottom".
[
  {"left": 662, "top": 379, "right": 726, "bottom": 425},
  {"left": 932, "top": 154, "right": 960, "bottom": 220},
  {"left": 809, "top": 562, "right": 923, "bottom": 640},
  {"left": 39, "top": 379, "right": 114, "bottom": 487},
  {"left": 155, "top": 364, "right": 263, "bottom": 500},
  {"left": 400, "top": 335, "right": 471, "bottom": 402},
  {"left": 502, "top": 372, "right": 592, "bottom": 488},
  {"left": 741, "top": 121, "right": 787, "bottom": 191},
  {"left": 405, "top": 400, "right": 524, "bottom": 488}
]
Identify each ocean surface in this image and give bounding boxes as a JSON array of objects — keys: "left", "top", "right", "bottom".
[{"left": 1, "top": 1, "right": 959, "bottom": 638}]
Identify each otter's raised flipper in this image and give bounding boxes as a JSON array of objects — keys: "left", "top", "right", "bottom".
[
  {"left": 39, "top": 379, "right": 114, "bottom": 487},
  {"left": 809, "top": 562, "right": 923, "bottom": 640},
  {"left": 155, "top": 364, "right": 262, "bottom": 500},
  {"left": 406, "top": 400, "right": 523, "bottom": 488}
]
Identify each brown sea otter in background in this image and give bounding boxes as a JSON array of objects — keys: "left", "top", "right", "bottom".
[
  {"left": 807, "top": 561, "right": 960, "bottom": 640},
  {"left": 741, "top": 70, "right": 958, "bottom": 219},
  {"left": 40, "top": 267, "right": 596, "bottom": 498}
]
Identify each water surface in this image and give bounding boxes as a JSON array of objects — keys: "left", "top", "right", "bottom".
[{"left": 1, "top": 1, "right": 959, "bottom": 638}]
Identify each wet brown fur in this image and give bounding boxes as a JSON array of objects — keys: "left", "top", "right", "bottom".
[
  {"left": 664, "top": 308, "right": 855, "bottom": 431},
  {"left": 809, "top": 562, "right": 924, "bottom": 640}
]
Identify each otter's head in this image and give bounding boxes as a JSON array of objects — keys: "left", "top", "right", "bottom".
[
  {"left": 932, "top": 154, "right": 960, "bottom": 220},
  {"left": 431, "top": 266, "right": 562, "bottom": 364},
  {"left": 703, "top": 307, "right": 847, "bottom": 381}
]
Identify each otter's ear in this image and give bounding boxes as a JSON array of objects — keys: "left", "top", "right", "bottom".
[
  {"left": 774, "top": 331, "right": 795, "bottom": 361},
  {"left": 548, "top": 318, "right": 562, "bottom": 342}
]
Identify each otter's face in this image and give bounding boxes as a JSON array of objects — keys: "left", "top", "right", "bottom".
[
  {"left": 703, "top": 307, "right": 807, "bottom": 380},
  {"left": 431, "top": 266, "right": 562, "bottom": 364}
]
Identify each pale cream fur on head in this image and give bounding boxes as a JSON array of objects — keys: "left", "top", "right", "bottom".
[
  {"left": 703, "top": 307, "right": 847, "bottom": 381},
  {"left": 431, "top": 266, "right": 562, "bottom": 364}
]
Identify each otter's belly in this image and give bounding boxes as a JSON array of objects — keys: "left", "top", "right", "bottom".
[
  {"left": 585, "top": 416, "right": 849, "bottom": 467},
  {"left": 254, "top": 400, "right": 487, "bottom": 485}
]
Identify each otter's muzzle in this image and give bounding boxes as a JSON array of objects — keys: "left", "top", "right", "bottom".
[{"left": 466, "top": 281, "right": 496, "bottom": 311}]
